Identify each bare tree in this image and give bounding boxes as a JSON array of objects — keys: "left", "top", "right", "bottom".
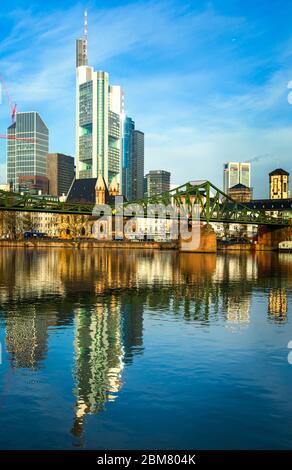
[
  {"left": 61, "top": 215, "right": 87, "bottom": 239},
  {"left": 3, "top": 211, "right": 22, "bottom": 239},
  {"left": 21, "top": 213, "right": 39, "bottom": 233}
]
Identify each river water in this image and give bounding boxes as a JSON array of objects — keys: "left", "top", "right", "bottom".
[{"left": 0, "top": 248, "right": 291, "bottom": 449}]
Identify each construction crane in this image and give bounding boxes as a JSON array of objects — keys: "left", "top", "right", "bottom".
[
  {"left": 0, "top": 75, "right": 17, "bottom": 124},
  {"left": 0, "top": 135, "right": 35, "bottom": 142},
  {"left": 0, "top": 76, "right": 35, "bottom": 142}
]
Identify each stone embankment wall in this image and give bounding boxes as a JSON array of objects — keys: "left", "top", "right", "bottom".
[{"left": 0, "top": 240, "right": 178, "bottom": 250}]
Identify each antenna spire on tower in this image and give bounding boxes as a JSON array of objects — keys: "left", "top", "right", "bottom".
[
  {"left": 84, "top": 9, "right": 88, "bottom": 60},
  {"left": 76, "top": 9, "right": 88, "bottom": 67}
]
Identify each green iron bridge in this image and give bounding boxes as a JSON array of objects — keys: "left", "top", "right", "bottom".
[{"left": 0, "top": 180, "right": 289, "bottom": 226}]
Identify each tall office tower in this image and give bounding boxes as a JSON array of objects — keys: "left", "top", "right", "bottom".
[
  {"left": 223, "top": 162, "right": 251, "bottom": 193},
  {"left": 122, "top": 117, "right": 145, "bottom": 201},
  {"left": 76, "top": 67, "right": 108, "bottom": 180},
  {"left": 240, "top": 163, "right": 251, "bottom": 188},
  {"left": 145, "top": 170, "right": 171, "bottom": 197},
  {"left": 75, "top": 11, "right": 123, "bottom": 191},
  {"left": 269, "top": 168, "right": 289, "bottom": 199},
  {"left": 108, "top": 85, "right": 124, "bottom": 187},
  {"left": 47, "top": 153, "right": 75, "bottom": 197},
  {"left": 122, "top": 116, "right": 135, "bottom": 200},
  {"left": 7, "top": 111, "right": 49, "bottom": 193},
  {"left": 132, "top": 130, "right": 144, "bottom": 200}
]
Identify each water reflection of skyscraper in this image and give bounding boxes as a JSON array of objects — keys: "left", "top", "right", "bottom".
[
  {"left": 5, "top": 305, "right": 51, "bottom": 369},
  {"left": 120, "top": 293, "right": 144, "bottom": 364},
  {"left": 0, "top": 248, "right": 65, "bottom": 303},
  {"left": 72, "top": 299, "right": 123, "bottom": 436},
  {"left": 4, "top": 301, "right": 73, "bottom": 369},
  {"left": 268, "top": 288, "right": 288, "bottom": 323},
  {"left": 71, "top": 293, "right": 144, "bottom": 437}
]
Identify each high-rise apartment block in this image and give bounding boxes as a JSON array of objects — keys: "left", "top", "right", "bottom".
[
  {"left": 269, "top": 169, "right": 289, "bottom": 199},
  {"left": 7, "top": 111, "right": 49, "bottom": 193},
  {"left": 145, "top": 170, "right": 171, "bottom": 197},
  {"left": 47, "top": 153, "right": 75, "bottom": 197},
  {"left": 223, "top": 162, "right": 251, "bottom": 194}
]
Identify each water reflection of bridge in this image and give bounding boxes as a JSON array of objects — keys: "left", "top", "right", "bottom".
[{"left": 0, "top": 249, "right": 290, "bottom": 434}]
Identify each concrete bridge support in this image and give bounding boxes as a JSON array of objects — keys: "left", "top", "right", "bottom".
[
  {"left": 256, "top": 220, "right": 292, "bottom": 251},
  {"left": 179, "top": 223, "right": 217, "bottom": 253}
]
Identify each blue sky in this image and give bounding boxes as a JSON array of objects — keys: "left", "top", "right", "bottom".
[{"left": 0, "top": 0, "right": 292, "bottom": 197}]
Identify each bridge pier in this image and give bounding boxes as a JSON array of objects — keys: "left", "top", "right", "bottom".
[
  {"left": 256, "top": 220, "right": 292, "bottom": 250},
  {"left": 179, "top": 223, "right": 217, "bottom": 253}
]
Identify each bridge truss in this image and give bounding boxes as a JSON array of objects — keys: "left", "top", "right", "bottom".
[{"left": 0, "top": 180, "right": 289, "bottom": 226}]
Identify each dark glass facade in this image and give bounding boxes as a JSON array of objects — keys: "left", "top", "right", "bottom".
[
  {"left": 122, "top": 118, "right": 144, "bottom": 201},
  {"left": 145, "top": 170, "right": 171, "bottom": 197},
  {"left": 122, "top": 116, "right": 135, "bottom": 200},
  {"left": 132, "top": 130, "right": 144, "bottom": 200},
  {"left": 47, "top": 153, "right": 75, "bottom": 197}
]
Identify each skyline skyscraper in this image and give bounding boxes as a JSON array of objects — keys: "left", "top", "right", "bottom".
[
  {"left": 145, "top": 170, "right": 171, "bottom": 197},
  {"left": 47, "top": 153, "right": 75, "bottom": 197},
  {"left": 7, "top": 111, "right": 49, "bottom": 193},
  {"left": 122, "top": 115, "right": 135, "bottom": 200},
  {"left": 75, "top": 11, "right": 126, "bottom": 193},
  {"left": 223, "top": 162, "right": 251, "bottom": 194},
  {"left": 132, "top": 130, "right": 144, "bottom": 200},
  {"left": 122, "top": 117, "right": 144, "bottom": 201}
]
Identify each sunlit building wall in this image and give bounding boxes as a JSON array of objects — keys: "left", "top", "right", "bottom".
[{"left": 269, "top": 169, "right": 289, "bottom": 199}]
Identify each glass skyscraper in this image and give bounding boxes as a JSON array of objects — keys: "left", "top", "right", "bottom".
[
  {"left": 76, "top": 48, "right": 124, "bottom": 188},
  {"left": 75, "top": 14, "right": 143, "bottom": 196},
  {"left": 223, "top": 162, "right": 251, "bottom": 194},
  {"left": 7, "top": 112, "right": 49, "bottom": 193},
  {"left": 122, "top": 116, "right": 135, "bottom": 200},
  {"left": 122, "top": 118, "right": 144, "bottom": 201},
  {"left": 132, "top": 130, "right": 144, "bottom": 200},
  {"left": 145, "top": 170, "right": 171, "bottom": 197}
]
